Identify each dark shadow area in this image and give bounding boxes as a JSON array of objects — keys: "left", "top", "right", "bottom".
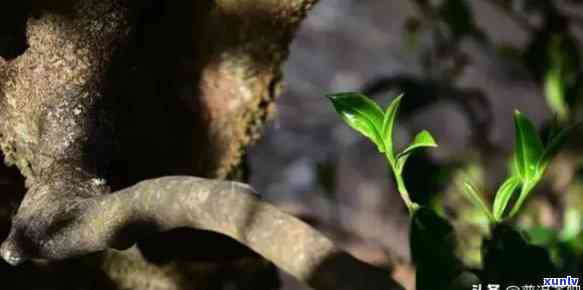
[
  {"left": 138, "top": 228, "right": 280, "bottom": 290},
  {"left": 403, "top": 152, "right": 457, "bottom": 206},
  {"left": 108, "top": 0, "right": 212, "bottom": 188},
  {"left": 0, "top": 151, "right": 26, "bottom": 243},
  {"left": 481, "top": 223, "right": 558, "bottom": 287},
  {"left": 138, "top": 228, "right": 263, "bottom": 264},
  {"left": 0, "top": 1, "right": 28, "bottom": 60},
  {"left": 0, "top": 254, "right": 119, "bottom": 290},
  {"left": 306, "top": 250, "right": 403, "bottom": 290},
  {"left": 409, "top": 207, "right": 465, "bottom": 290}
]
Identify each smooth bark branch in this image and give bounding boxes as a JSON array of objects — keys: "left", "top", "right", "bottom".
[{"left": 1, "top": 176, "right": 403, "bottom": 290}]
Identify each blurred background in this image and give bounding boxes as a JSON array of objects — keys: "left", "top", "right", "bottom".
[{"left": 247, "top": 1, "right": 583, "bottom": 288}]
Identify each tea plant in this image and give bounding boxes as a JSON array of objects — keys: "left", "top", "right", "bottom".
[
  {"left": 328, "top": 92, "right": 574, "bottom": 290},
  {"left": 463, "top": 111, "right": 573, "bottom": 222},
  {"left": 328, "top": 93, "right": 436, "bottom": 212}
]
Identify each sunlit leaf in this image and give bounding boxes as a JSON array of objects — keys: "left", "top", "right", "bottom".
[
  {"left": 381, "top": 94, "right": 403, "bottom": 162},
  {"left": 328, "top": 92, "right": 385, "bottom": 152},
  {"left": 395, "top": 130, "right": 438, "bottom": 173},
  {"left": 513, "top": 111, "right": 544, "bottom": 180},
  {"left": 398, "top": 130, "right": 438, "bottom": 158},
  {"left": 511, "top": 152, "right": 521, "bottom": 178},
  {"left": 508, "top": 121, "right": 574, "bottom": 218},
  {"left": 492, "top": 176, "right": 520, "bottom": 221},
  {"left": 461, "top": 180, "right": 494, "bottom": 222}
]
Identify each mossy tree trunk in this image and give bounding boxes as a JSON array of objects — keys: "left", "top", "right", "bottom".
[{"left": 0, "top": 1, "right": 403, "bottom": 290}]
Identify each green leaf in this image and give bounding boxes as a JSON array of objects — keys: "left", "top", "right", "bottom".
[
  {"left": 513, "top": 111, "right": 544, "bottom": 180},
  {"left": 395, "top": 130, "right": 437, "bottom": 173},
  {"left": 492, "top": 176, "right": 520, "bottom": 221},
  {"left": 537, "top": 125, "right": 573, "bottom": 173},
  {"left": 511, "top": 152, "right": 521, "bottom": 178},
  {"left": 461, "top": 180, "right": 494, "bottom": 222},
  {"left": 507, "top": 124, "right": 575, "bottom": 219},
  {"left": 400, "top": 130, "right": 438, "bottom": 156},
  {"left": 398, "top": 130, "right": 437, "bottom": 158},
  {"left": 381, "top": 94, "right": 403, "bottom": 162},
  {"left": 328, "top": 93, "right": 385, "bottom": 152}
]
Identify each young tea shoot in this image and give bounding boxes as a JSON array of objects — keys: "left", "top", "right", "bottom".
[
  {"left": 462, "top": 111, "right": 573, "bottom": 222},
  {"left": 328, "top": 93, "right": 437, "bottom": 212}
]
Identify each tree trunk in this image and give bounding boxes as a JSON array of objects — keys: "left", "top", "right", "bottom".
[{"left": 0, "top": 1, "right": 403, "bottom": 290}]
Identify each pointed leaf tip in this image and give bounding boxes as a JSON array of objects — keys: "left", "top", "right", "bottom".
[
  {"left": 381, "top": 94, "right": 404, "bottom": 161},
  {"left": 394, "top": 130, "right": 438, "bottom": 173},
  {"left": 397, "top": 130, "right": 438, "bottom": 158},
  {"left": 413, "top": 130, "right": 438, "bottom": 147}
]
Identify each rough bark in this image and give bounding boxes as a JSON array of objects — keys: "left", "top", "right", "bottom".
[{"left": 0, "top": 0, "right": 404, "bottom": 290}]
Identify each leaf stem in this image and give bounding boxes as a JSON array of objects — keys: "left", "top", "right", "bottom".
[{"left": 386, "top": 154, "right": 417, "bottom": 214}]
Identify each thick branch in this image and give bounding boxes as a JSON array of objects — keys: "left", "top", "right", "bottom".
[{"left": 1, "top": 176, "right": 403, "bottom": 290}]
